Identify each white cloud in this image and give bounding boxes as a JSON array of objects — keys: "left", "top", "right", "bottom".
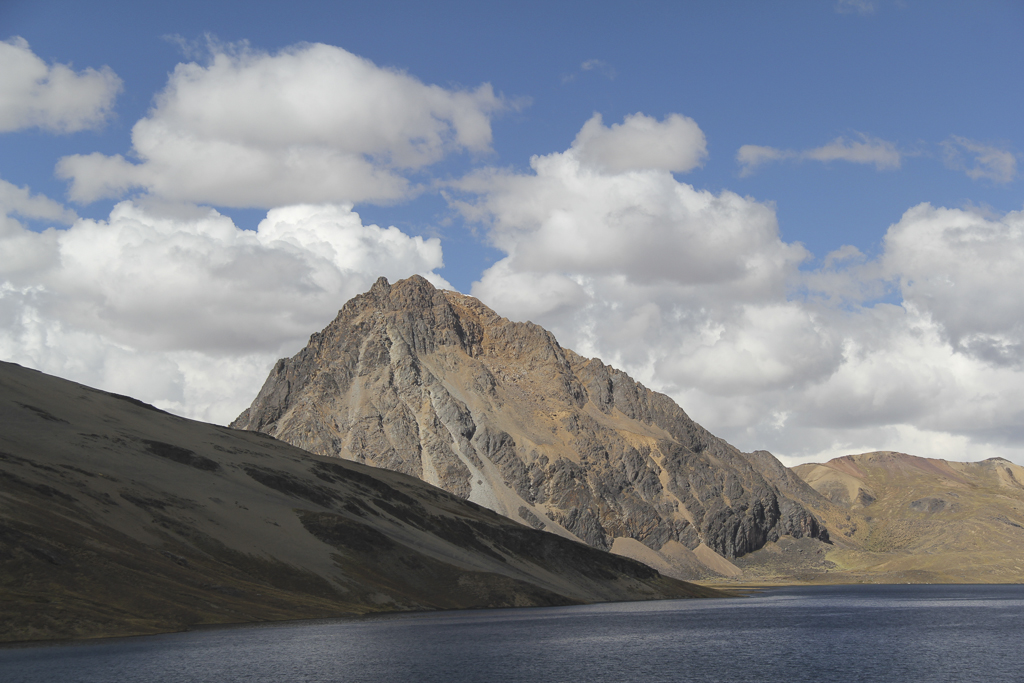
[
  {"left": 736, "top": 145, "right": 796, "bottom": 177},
  {"left": 562, "top": 59, "right": 616, "bottom": 83},
  {"left": 0, "top": 178, "right": 78, "bottom": 224},
  {"left": 0, "top": 179, "right": 77, "bottom": 279},
  {"left": 804, "top": 134, "right": 901, "bottom": 169},
  {"left": 454, "top": 113, "right": 820, "bottom": 394},
  {"left": 571, "top": 112, "right": 707, "bottom": 174},
  {"left": 822, "top": 244, "right": 864, "bottom": 268},
  {"left": 738, "top": 133, "right": 901, "bottom": 176},
  {"left": 0, "top": 189, "right": 448, "bottom": 423},
  {"left": 453, "top": 114, "right": 1024, "bottom": 466},
  {"left": 0, "top": 37, "right": 121, "bottom": 133},
  {"left": 942, "top": 136, "right": 1017, "bottom": 184},
  {"left": 580, "top": 59, "right": 616, "bottom": 79},
  {"left": 56, "top": 41, "right": 505, "bottom": 207},
  {"left": 881, "top": 203, "right": 1024, "bottom": 366}
]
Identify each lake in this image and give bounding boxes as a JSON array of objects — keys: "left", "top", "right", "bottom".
[{"left": 3, "top": 584, "right": 1022, "bottom": 682}]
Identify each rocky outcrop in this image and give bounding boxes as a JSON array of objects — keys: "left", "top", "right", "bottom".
[{"left": 233, "top": 276, "right": 830, "bottom": 562}]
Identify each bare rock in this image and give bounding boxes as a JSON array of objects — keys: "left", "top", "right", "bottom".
[{"left": 232, "top": 276, "right": 830, "bottom": 561}]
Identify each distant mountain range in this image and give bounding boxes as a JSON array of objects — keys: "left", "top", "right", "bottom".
[{"left": 0, "top": 361, "right": 713, "bottom": 643}]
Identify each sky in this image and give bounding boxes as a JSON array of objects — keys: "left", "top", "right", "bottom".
[{"left": 1, "top": 0, "right": 1023, "bottom": 466}]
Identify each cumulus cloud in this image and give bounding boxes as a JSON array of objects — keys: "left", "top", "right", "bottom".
[
  {"left": 942, "top": 136, "right": 1017, "bottom": 184},
  {"left": 453, "top": 113, "right": 820, "bottom": 393},
  {"left": 0, "top": 190, "right": 448, "bottom": 423},
  {"left": 881, "top": 203, "right": 1024, "bottom": 366},
  {"left": 0, "top": 178, "right": 78, "bottom": 225},
  {"left": 737, "top": 133, "right": 901, "bottom": 176},
  {"left": 57, "top": 41, "right": 505, "bottom": 207},
  {"left": 571, "top": 112, "right": 707, "bottom": 174},
  {"left": 453, "top": 114, "right": 1024, "bottom": 465},
  {"left": 0, "top": 37, "right": 121, "bottom": 133}
]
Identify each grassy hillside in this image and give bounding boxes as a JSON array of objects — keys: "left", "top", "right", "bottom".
[{"left": 730, "top": 452, "right": 1024, "bottom": 584}]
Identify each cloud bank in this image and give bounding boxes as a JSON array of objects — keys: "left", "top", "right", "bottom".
[
  {"left": 0, "top": 37, "right": 122, "bottom": 133},
  {"left": 0, "top": 193, "right": 447, "bottom": 423},
  {"left": 3, "top": 30, "right": 1020, "bottom": 469},
  {"left": 57, "top": 42, "right": 505, "bottom": 207},
  {"left": 455, "top": 114, "right": 1024, "bottom": 465}
]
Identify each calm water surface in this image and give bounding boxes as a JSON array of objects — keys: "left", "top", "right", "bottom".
[{"left": 3, "top": 584, "right": 1022, "bottom": 682}]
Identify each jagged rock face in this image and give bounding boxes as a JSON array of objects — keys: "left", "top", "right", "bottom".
[{"left": 233, "top": 275, "right": 827, "bottom": 559}]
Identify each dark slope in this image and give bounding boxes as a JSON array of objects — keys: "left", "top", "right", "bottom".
[{"left": 0, "top": 361, "right": 717, "bottom": 643}]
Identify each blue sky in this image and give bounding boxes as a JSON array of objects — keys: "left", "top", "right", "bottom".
[{"left": 2, "top": 1, "right": 1023, "bottom": 464}]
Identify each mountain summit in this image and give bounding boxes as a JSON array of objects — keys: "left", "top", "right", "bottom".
[{"left": 233, "top": 275, "right": 828, "bottom": 574}]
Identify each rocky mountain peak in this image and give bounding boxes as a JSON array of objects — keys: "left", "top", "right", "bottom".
[
  {"left": 232, "top": 276, "right": 829, "bottom": 574},
  {"left": 369, "top": 274, "right": 392, "bottom": 299}
]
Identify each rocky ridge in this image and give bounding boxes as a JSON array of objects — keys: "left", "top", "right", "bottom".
[{"left": 233, "top": 275, "right": 829, "bottom": 577}]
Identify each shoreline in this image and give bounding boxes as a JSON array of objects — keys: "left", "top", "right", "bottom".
[{"left": 7, "top": 581, "right": 1024, "bottom": 648}]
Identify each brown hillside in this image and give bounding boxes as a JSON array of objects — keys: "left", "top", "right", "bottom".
[{"left": 779, "top": 451, "right": 1024, "bottom": 584}]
